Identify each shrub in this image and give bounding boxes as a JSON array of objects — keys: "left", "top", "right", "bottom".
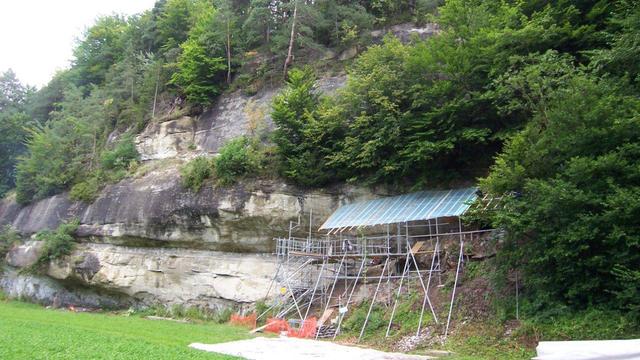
[
  {"left": 69, "top": 176, "right": 101, "bottom": 203},
  {"left": 33, "top": 220, "right": 79, "bottom": 269},
  {"left": 101, "top": 136, "right": 139, "bottom": 171},
  {"left": 0, "top": 225, "right": 21, "bottom": 260},
  {"left": 517, "top": 309, "right": 640, "bottom": 341},
  {"left": 180, "top": 156, "right": 213, "bottom": 192},
  {"left": 214, "top": 137, "right": 262, "bottom": 186}
]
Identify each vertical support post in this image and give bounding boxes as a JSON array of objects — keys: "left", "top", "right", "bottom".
[
  {"left": 304, "top": 260, "right": 326, "bottom": 320},
  {"left": 308, "top": 209, "right": 313, "bottom": 246},
  {"left": 333, "top": 255, "right": 367, "bottom": 340},
  {"left": 358, "top": 257, "right": 389, "bottom": 342},
  {"left": 435, "top": 217, "right": 442, "bottom": 285},
  {"left": 405, "top": 221, "right": 410, "bottom": 294},
  {"left": 444, "top": 218, "right": 465, "bottom": 340},
  {"left": 396, "top": 224, "right": 402, "bottom": 255},
  {"left": 385, "top": 251, "right": 411, "bottom": 337},
  {"left": 315, "top": 252, "right": 347, "bottom": 340},
  {"left": 417, "top": 238, "right": 440, "bottom": 335}
]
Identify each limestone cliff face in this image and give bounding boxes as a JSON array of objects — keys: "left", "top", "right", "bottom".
[
  {"left": 3, "top": 243, "right": 277, "bottom": 309},
  {"left": 0, "top": 75, "right": 376, "bottom": 309}
]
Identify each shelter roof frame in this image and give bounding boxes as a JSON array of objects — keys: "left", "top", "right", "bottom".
[{"left": 319, "top": 187, "right": 478, "bottom": 232}]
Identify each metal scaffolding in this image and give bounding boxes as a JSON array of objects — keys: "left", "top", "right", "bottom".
[{"left": 263, "top": 188, "right": 497, "bottom": 341}]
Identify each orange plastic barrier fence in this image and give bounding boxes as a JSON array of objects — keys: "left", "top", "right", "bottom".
[
  {"left": 264, "top": 317, "right": 317, "bottom": 338},
  {"left": 288, "top": 317, "right": 317, "bottom": 338},
  {"left": 264, "top": 318, "right": 289, "bottom": 333},
  {"left": 229, "top": 313, "right": 257, "bottom": 328}
]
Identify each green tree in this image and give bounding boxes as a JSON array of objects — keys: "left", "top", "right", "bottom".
[
  {"left": 15, "top": 86, "right": 108, "bottom": 203},
  {"left": 243, "top": 0, "right": 275, "bottom": 48},
  {"left": 156, "top": 0, "right": 199, "bottom": 51},
  {"left": 0, "top": 69, "right": 33, "bottom": 196},
  {"left": 214, "top": 136, "right": 263, "bottom": 185},
  {"left": 73, "top": 15, "right": 129, "bottom": 86},
  {"left": 169, "top": 1, "right": 228, "bottom": 105},
  {"left": 481, "top": 64, "right": 640, "bottom": 314},
  {"left": 271, "top": 67, "right": 333, "bottom": 186}
]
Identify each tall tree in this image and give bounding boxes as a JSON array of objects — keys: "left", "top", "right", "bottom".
[
  {"left": 73, "top": 15, "right": 129, "bottom": 86},
  {"left": 283, "top": 0, "right": 298, "bottom": 78},
  {"left": 243, "top": 0, "right": 274, "bottom": 48},
  {"left": 0, "top": 70, "right": 32, "bottom": 196},
  {"left": 214, "top": 0, "right": 240, "bottom": 84}
]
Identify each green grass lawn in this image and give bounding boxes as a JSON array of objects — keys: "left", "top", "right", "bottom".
[{"left": 0, "top": 301, "right": 250, "bottom": 359}]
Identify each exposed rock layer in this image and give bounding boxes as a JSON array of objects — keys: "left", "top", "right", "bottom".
[{"left": 3, "top": 242, "right": 277, "bottom": 309}]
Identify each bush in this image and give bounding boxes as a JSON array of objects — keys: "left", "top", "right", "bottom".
[
  {"left": 33, "top": 220, "right": 79, "bottom": 269},
  {"left": 0, "top": 225, "right": 21, "bottom": 260},
  {"left": 101, "top": 136, "right": 139, "bottom": 171},
  {"left": 69, "top": 176, "right": 101, "bottom": 203},
  {"left": 180, "top": 156, "right": 213, "bottom": 192},
  {"left": 213, "top": 137, "right": 262, "bottom": 186},
  {"left": 517, "top": 309, "right": 640, "bottom": 341}
]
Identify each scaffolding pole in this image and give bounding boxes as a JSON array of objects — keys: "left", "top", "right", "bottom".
[
  {"left": 358, "top": 257, "right": 389, "bottom": 342},
  {"left": 410, "top": 244, "right": 439, "bottom": 326},
  {"left": 417, "top": 238, "right": 440, "bottom": 335},
  {"left": 315, "top": 252, "right": 347, "bottom": 340},
  {"left": 444, "top": 218, "right": 465, "bottom": 340},
  {"left": 333, "top": 255, "right": 367, "bottom": 340},
  {"left": 385, "top": 251, "right": 411, "bottom": 337},
  {"left": 304, "top": 260, "right": 326, "bottom": 320}
]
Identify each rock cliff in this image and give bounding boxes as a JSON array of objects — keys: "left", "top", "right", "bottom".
[
  {"left": 0, "top": 75, "right": 373, "bottom": 309},
  {"left": 0, "top": 23, "right": 435, "bottom": 310}
]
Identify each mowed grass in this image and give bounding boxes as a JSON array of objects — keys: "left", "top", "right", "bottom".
[{"left": 0, "top": 301, "right": 249, "bottom": 359}]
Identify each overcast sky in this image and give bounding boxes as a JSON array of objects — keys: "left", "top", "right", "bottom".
[{"left": 0, "top": 0, "right": 157, "bottom": 88}]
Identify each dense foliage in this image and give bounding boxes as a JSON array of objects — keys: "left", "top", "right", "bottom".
[
  {"left": 272, "top": 0, "right": 636, "bottom": 187},
  {"left": 180, "top": 137, "right": 267, "bottom": 191},
  {"left": 180, "top": 156, "right": 214, "bottom": 192},
  {"left": 0, "top": 225, "right": 21, "bottom": 261},
  {"left": 481, "top": 53, "right": 640, "bottom": 317},
  {"left": 271, "top": 67, "right": 334, "bottom": 186},
  {"left": 213, "top": 137, "right": 264, "bottom": 185},
  {"left": 0, "top": 70, "right": 34, "bottom": 197},
  {"left": 33, "top": 220, "right": 80, "bottom": 269}
]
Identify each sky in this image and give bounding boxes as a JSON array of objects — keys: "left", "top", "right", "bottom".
[{"left": 0, "top": 0, "right": 157, "bottom": 88}]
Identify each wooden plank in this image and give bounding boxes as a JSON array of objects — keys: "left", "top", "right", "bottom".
[
  {"left": 317, "top": 308, "right": 335, "bottom": 327},
  {"left": 411, "top": 241, "right": 425, "bottom": 254}
]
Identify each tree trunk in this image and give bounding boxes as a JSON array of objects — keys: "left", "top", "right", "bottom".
[
  {"left": 226, "top": 17, "right": 232, "bottom": 84},
  {"left": 152, "top": 67, "right": 159, "bottom": 119},
  {"left": 283, "top": 0, "right": 298, "bottom": 79},
  {"left": 266, "top": 22, "right": 270, "bottom": 44},
  {"left": 89, "top": 129, "right": 97, "bottom": 171}
]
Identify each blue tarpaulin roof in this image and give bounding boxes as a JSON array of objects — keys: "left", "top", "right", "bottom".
[{"left": 319, "top": 188, "right": 478, "bottom": 231}]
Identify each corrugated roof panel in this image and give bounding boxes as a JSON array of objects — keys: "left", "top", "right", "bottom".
[{"left": 319, "top": 187, "right": 478, "bottom": 231}]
